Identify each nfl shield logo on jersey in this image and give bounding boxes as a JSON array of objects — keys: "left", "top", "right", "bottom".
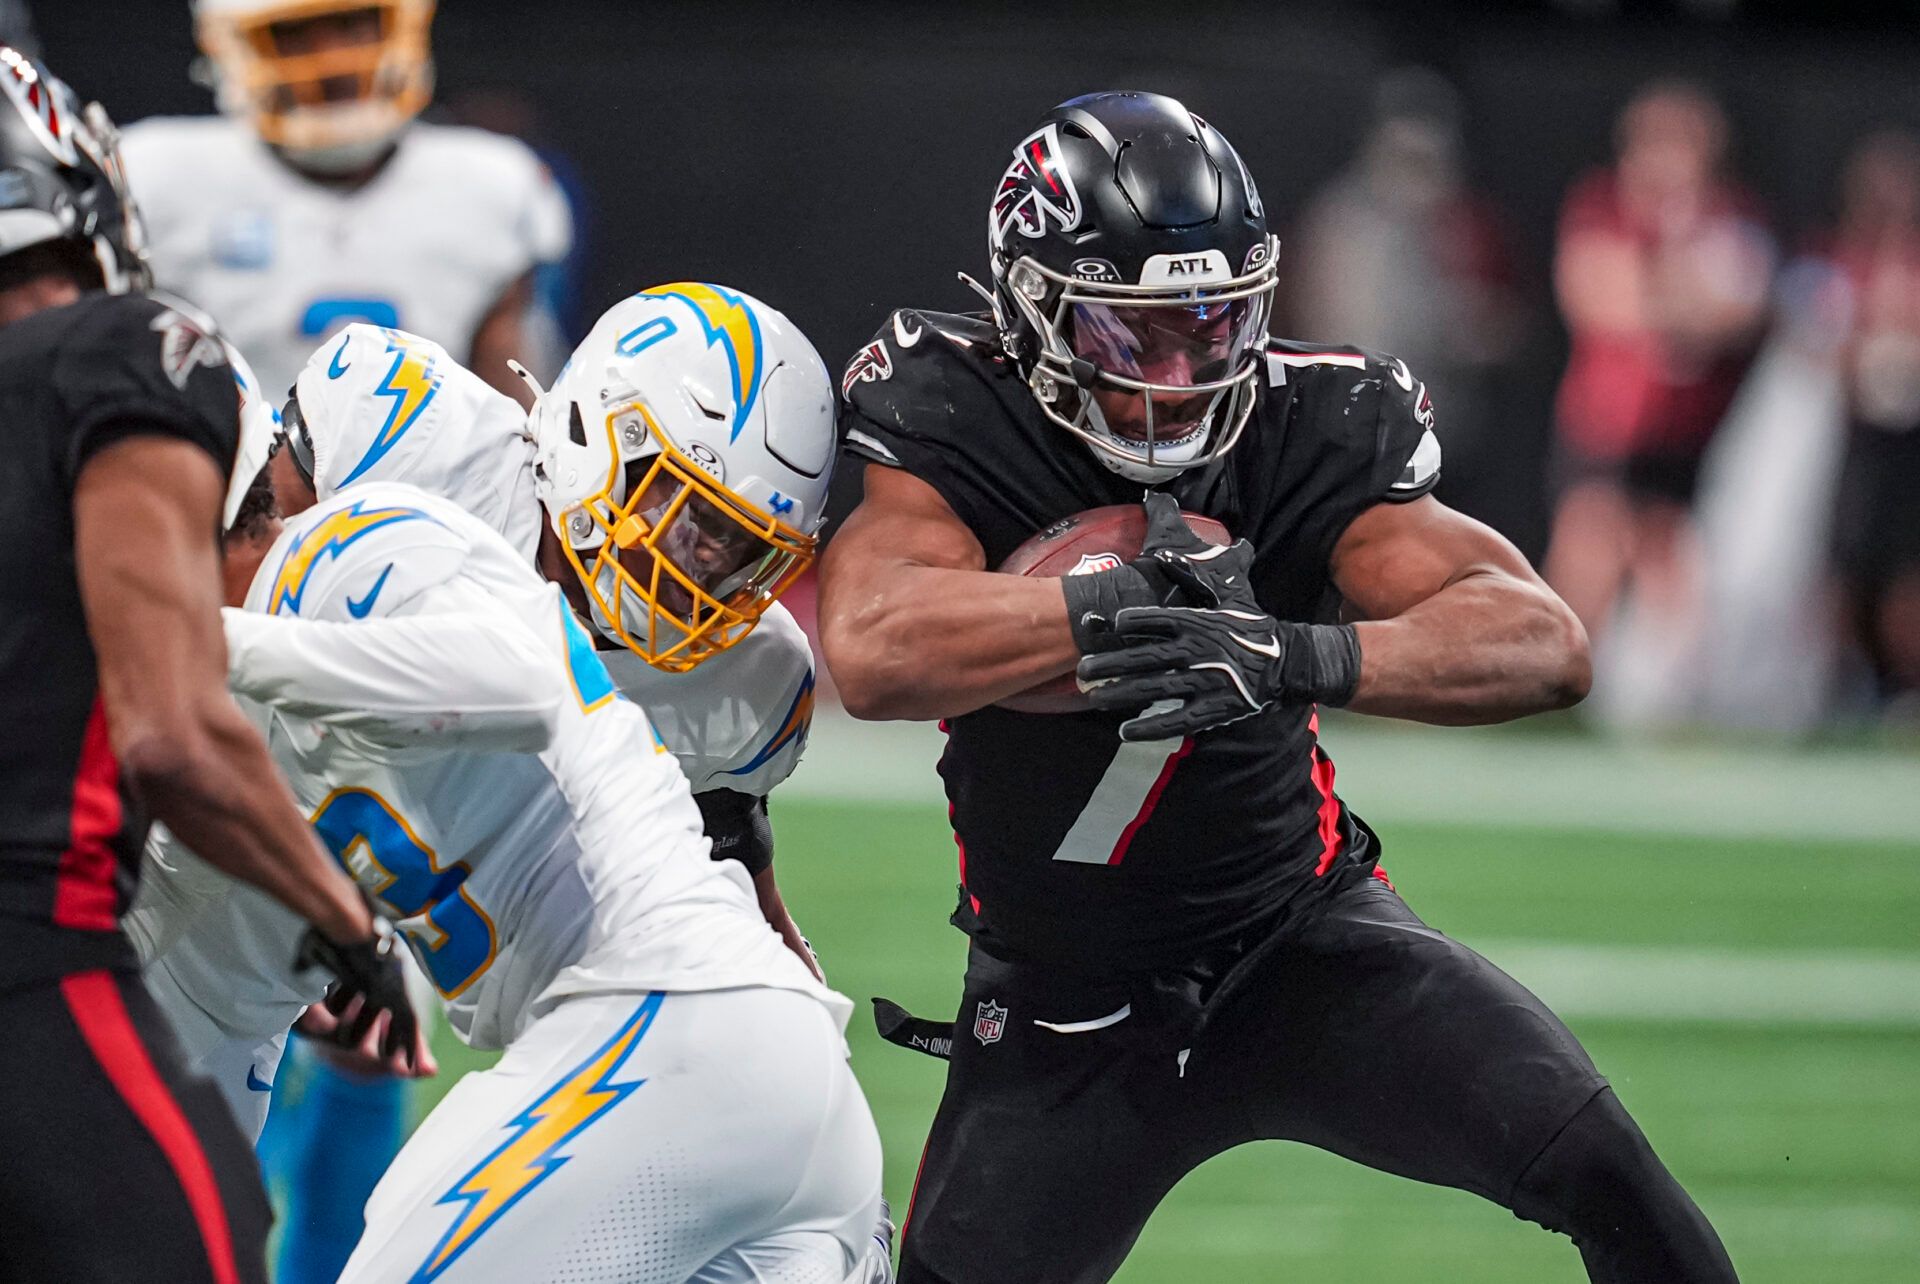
[{"left": 974, "top": 1000, "right": 1008, "bottom": 1046}]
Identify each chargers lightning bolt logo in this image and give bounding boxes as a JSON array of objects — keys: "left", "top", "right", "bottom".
[
  {"left": 639, "top": 284, "right": 762, "bottom": 443},
  {"left": 414, "top": 994, "right": 664, "bottom": 1282},
  {"left": 339, "top": 331, "right": 443, "bottom": 485},
  {"left": 268, "top": 501, "right": 434, "bottom": 616},
  {"left": 723, "top": 669, "right": 815, "bottom": 777}
]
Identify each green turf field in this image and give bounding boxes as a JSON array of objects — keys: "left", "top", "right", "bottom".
[{"left": 424, "top": 720, "right": 1920, "bottom": 1282}]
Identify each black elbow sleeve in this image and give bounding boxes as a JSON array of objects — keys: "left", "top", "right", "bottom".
[{"left": 694, "top": 788, "right": 774, "bottom": 877}]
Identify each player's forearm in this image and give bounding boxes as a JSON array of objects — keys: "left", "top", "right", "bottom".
[
  {"left": 1345, "top": 573, "right": 1591, "bottom": 725},
  {"left": 822, "top": 563, "right": 1079, "bottom": 720},
  {"left": 751, "top": 867, "right": 824, "bottom": 982},
  {"left": 122, "top": 701, "right": 373, "bottom": 944},
  {"left": 223, "top": 604, "right": 562, "bottom": 753}
]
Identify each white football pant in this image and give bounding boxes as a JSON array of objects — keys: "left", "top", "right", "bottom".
[{"left": 338, "top": 986, "right": 884, "bottom": 1283}]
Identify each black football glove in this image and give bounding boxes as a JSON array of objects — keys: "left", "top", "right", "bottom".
[
  {"left": 1077, "top": 502, "right": 1361, "bottom": 741},
  {"left": 1060, "top": 491, "right": 1215, "bottom": 655},
  {"left": 294, "top": 910, "right": 420, "bottom": 1070}
]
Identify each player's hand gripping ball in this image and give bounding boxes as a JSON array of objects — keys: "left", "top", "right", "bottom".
[{"left": 993, "top": 499, "right": 1229, "bottom": 713}]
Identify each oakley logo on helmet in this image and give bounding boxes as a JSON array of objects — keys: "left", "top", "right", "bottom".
[
  {"left": 1242, "top": 241, "right": 1272, "bottom": 273},
  {"left": 1071, "top": 257, "right": 1121, "bottom": 283},
  {"left": 992, "top": 123, "right": 1082, "bottom": 247},
  {"left": 686, "top": 441, "right": 725, "bottom": 482},
  {"left": 842, "top": 339, "right": 894, "bottom": 398}
]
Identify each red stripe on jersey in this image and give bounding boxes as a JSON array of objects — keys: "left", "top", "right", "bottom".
[
  {"left": 1371, "top": 865, "right": 1395, "bottom": 892},
  {"left": 1308, "top": 710, "right": 1346, "bottom": 876},
  {"left": 1107, "top": 737, "right": 1194, "bottom": 866},
  {"left": 938, "top": 721, "right": 980, "bottom": 914},
  {"left": 53, "top": 697, "right": 122, "bottom": 930},
  {"left": 59, "top": 971, "right": 242, "bottom": 1284},
  {"left": 900, "top": 1133, "right": 934, "bottom": 1244}
]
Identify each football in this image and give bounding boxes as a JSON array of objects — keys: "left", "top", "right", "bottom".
[{"left": 993, "top": 504, "right": 1231, "bottom": 713}]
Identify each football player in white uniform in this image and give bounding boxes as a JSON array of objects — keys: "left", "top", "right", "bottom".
[
  {"left": 138, "top": 295, "right": 833, "bottom": 1131},
  {"left": 203, "top": 469, "right": 882, "bottom": 1281},
  {"left": 118, "top": 0, "right": 570, "bottom": 403},
  {"left": 117, "top": 5, "right": 570, "bottom": 1268}
]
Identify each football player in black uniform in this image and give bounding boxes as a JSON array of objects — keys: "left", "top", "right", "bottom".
[
  {"left": 820, "top": 92, "right": 1738, "bottom": 1284},
  {"left": 0, "top": 49, "right": 417, "bottom": 1283}
]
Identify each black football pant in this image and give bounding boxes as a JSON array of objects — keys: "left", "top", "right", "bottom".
[
  {"left": 0, "top": 968, "right": 270, "bottom": 1284},
  {"left": 897, "top": 877, "right": 1737, "bottom": 1283}
]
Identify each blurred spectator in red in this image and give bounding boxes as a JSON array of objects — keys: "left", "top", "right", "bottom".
[
  {"left": 1293, "top": 67, "right": 1522, "bottom": 518},
  {"left": 1823, "top": 129, "right": 1920, "bottom": 713},
  {"left": 1544, "top": 82, "right": 1773, "bottom": 689}
]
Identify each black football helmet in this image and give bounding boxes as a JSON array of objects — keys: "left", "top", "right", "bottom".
[
  {"left": 984, "top": 91, "right": 1276, "bottom": 482},
  {"left": 0, "top": 46, "right": 148, "bottom": 292}
]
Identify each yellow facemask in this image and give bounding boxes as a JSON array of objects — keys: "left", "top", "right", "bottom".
[
  {"left": 197, "top": 0, "right": 434, "bottom": 156},
  {"left": 557, "top": 402, "right": 816, "bottom": 673}
]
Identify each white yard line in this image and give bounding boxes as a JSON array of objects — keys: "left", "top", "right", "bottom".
[
  {"left": 789, "top": 711, "right": 1920, "bottom": 846},
  {"left": 1472, "top": 941, "right": 1920, "bottom": 1028}
]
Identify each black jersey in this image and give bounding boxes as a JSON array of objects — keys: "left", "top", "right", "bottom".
[
  {"left": 0, "top": 291, "right": 239, "bottom": 984},
  {"left": 841, "top": 311, "right": 1440, "bottom": 971}
]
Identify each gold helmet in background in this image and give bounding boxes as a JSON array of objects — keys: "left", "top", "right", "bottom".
[{"left": 194, "top": 0, "right": 434, "bottom": 173}]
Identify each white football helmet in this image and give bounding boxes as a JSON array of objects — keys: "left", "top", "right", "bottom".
[
  {"left": 221, "top": 337, "right": 282, "bottom": 531},
  {"left": 193, "top": 0, "right": 434, "bottom": 173},
  {"left": 281, "top": 322, "right": 540, "bottom": 553},
  {"left": 531, "top": 284, "right": 835, "bottom": 673}
]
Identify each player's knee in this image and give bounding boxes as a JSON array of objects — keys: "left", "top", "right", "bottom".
[{"left": 1509, "top": 1087, "right": 1665, "bottom": 1238}]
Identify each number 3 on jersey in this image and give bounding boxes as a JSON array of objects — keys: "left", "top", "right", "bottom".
[{"left": 310, "top": 787, "right": 497, "bottom": 997}]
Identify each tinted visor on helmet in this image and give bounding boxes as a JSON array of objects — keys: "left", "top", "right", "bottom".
[{"left": 1066, "top": 296, "right": 1264, "bottom": 438}]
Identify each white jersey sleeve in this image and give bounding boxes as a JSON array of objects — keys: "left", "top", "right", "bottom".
[
  {"left": 223, "top": 583, "right": 561, "bottom": 756},
  {"left": 598, "top": 603, "right": 817, "bottom": 796},
  {"left": 233, "top": 484, "right": 564, "bottom": 760}
]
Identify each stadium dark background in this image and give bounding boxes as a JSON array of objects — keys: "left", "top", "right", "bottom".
[{"left": 36, "top": 0, "right": 1920, "bottom": 552}]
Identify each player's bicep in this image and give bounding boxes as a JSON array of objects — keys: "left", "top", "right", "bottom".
[
  {"left": 74, "top": 436, "right": 230, "bottom": 748},
  {"left": 826, "top": 463, "right": 987, "bottom": 576},
  {"left": 1330, "top": 495, "right": 1545, "bottom": 622}
]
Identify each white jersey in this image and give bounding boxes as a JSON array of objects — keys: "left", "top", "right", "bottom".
[
  {"left": 120, "top": 116, "right": 570, "bottom": 396},
  {"left": 228, "top": 482, "right": 829, "bottom": 1051},
  {"left": 133, "top": 336, "right": 816, "bottom": 1127}
]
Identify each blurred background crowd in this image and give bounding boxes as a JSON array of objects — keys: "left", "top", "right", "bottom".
[{"left": 29, "top": 0, "right": 1920, "bottom": 736}]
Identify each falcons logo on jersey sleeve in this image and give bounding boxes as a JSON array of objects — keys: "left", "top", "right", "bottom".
[
  {"left": 150, "top": 304, "right": 226, "bottom": 391},
  {"left": 842, "top": 338, "right": 894, "bottom": 398},
  {"left": 991, "top": 124, "right": 1082, "bottom": 248}
]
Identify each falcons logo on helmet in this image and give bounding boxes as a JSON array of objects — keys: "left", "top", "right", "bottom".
[
  {"left": 842, "top": 338, "right": 894, "bottom": 398},
  {"left": 150, "top": 306, "right": 226, "bottom": 391},
  {"left": 0, "top": 48, "right": 76, "bottom": 166},
  {"left": 991, "top": 124, "right": 1082, "bottom": 248}
]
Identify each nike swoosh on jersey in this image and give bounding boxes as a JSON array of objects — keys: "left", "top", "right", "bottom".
[
  {"left": 347, "top": 563, "right": 395, "bottom": 619},
  {"left": 893, "top": 313, "right": 924, "bottom": 348},
  {"left": 246, "top": 1065, "right": 274, "bottom": 1092},
  {"left": 328, "top": 335, "right": 353, "bottom": 379}
]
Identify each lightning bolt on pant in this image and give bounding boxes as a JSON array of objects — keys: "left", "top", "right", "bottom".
[{"left": 337, "top": 986, "right": 883, "bottom": 1284}]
